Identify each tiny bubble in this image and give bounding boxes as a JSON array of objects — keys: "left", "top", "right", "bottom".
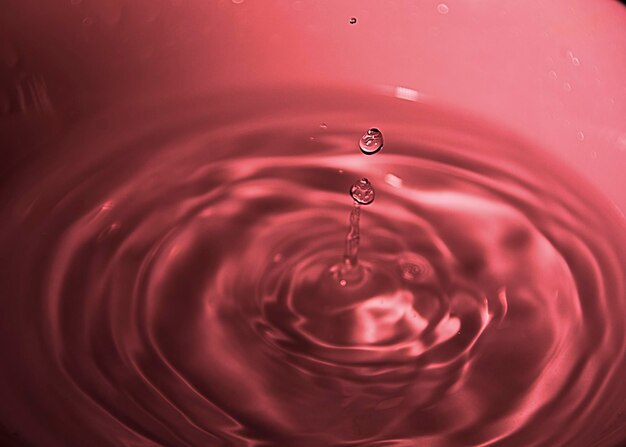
[
  {"left": 232, "top": 0, "right": 244, "bottom": 4},
  {"left": 349, "top": 17, "right": 357, "bottom": 25},
  {"left": 339, "top": 279, "right": 347, "bottom": 287},
  {"left": 359, "top": 128, "right": 384, "bottom": 155},
  {"left": 576, "top": 131, "right": 585, "bottom": 141},
  {"left": 437, "top": 3, "right": 449, "bottom": 14}
]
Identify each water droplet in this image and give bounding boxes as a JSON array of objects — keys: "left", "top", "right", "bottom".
[
  {"left": 577, "top": 131, "right": 585, "bottom": 141},
  {"left": 437, "top": 3, "right": 449, "bottom": 14},
  {"left": 563, "top": 82, "right": 572, "bottom": 92},
  {"left": 359, "top": 128, "right": 384, "bottom": 155},
  {"left": 339, "top": 279, "right": 347, "bottom": 287},
  {"left": 232, "top": 0, "right": 244, "bottom": 4},
  {"left": 349, "top": 17, "right": 357, "bottom": 25},
  {"left": 567, "top": 51, "right": 580, "bottom": 66},
  {"left": 548, "top": 70, "right": 558, "bottom": 80},
  {"left": 320, "top": 122, "right": 327, "bottom": 130},
  {"left": 350, "top": 178, "right": 375, "bottom": 205},
  {"left": 384, "top": 173, "right": 403, "bottom": 188}
]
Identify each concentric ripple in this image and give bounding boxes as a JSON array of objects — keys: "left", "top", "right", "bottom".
[{"left": 0, "top": 86, "right": 625, "bottom": 447}]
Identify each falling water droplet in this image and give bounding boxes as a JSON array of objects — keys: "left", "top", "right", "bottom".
[
  {"left": 349, "top": 17, "right": 357, "bottom": 25},
  {"left": 350, "top": 178, "right": 375, "bottom": 205},
  {"left": 437, "top": 3, "right": 449, "bottom": 14},
  {"left": 359, "top": 128, "right": 384, "bottom": 155}
]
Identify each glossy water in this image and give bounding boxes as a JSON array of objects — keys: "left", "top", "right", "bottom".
[{"left": 0, "top": 87, "right": 625, "bottom": 447}]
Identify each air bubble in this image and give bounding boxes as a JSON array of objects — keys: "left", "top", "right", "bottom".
[
  {"left": 359, "top": 128, "right": 384, "bottom": 155},
  {"left": 350, "top": 178, "right": 375, "bottom": 205}
]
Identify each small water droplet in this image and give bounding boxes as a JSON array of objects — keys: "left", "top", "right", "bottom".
[
  {"left": 548, "top": 70, "right": 558, "bottom": 80},
  {"left": 567, "top": 51, "right": 580, "bottom": 66},
  {"left": 563, "top": 82, "right": 572, "bottom": 92},
  {"left": 232, "top": 0, "right": 244, "bottom": 4},
  {"left": 577, "top": 131, "right": 585, "bottom": 141},
  {"left": 437, "top": 3, "right": 449, "bottom": 14},
  {"left": 339, "top": 279, "right": 347, "bottom": 287},
  {"left": 349, "top": 17, "right": 357, "bottom": 25},
  {"left": 384, "top": 173, "right": 403, "bottom": 188},
  {"left": 350, "top": 178, "right": 375, "bottom": 205},
  {"left": 338, "top": 169, "right": 344, "bottom": 174},
  {"left": 359, "top": 128, "right": 384, "bottom": 155},
  {"left": 320, "top": 122, "right": 327, "bottom": 130}
]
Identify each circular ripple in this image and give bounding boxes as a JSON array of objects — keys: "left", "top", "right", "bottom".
[{"left": 0, "top": 87, "right": 625, "bottom": 447}]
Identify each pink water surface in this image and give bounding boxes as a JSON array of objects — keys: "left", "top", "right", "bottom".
[{"left": 1, "top": 2, "right": 626, "bottom": 447}]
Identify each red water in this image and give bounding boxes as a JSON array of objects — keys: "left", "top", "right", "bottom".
[{"left": 0, "top": 87, "right": 625, "bottom": 446}]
